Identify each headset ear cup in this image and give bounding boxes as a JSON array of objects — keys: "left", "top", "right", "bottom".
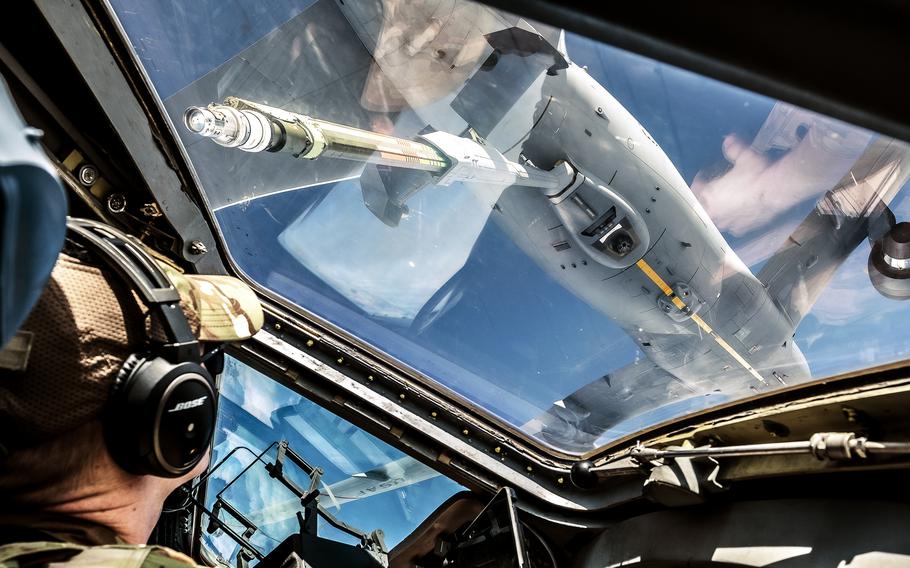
[
  {"left": 67, "top": 219, "right": 216, "bottom": 479},
  {"left": 113, "top": 353, "right": 144, "bottom": 393},
  {"left": 153, "top": 363, "right": 215, "bottom": 477},
  {"left": 104, "top": 353, "right": 150, "bottom": 475},
  {"left": 106, "top": 356, "right": 215, "bottom": 478}
]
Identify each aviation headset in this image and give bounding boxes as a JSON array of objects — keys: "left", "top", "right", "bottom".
[{"left": 65, "top": 218, "right": 218, "bottom": 478}]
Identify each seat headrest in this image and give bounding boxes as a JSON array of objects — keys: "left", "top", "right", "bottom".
[{"left": 0, "top": 74, "right": 67, "bottom": 347}]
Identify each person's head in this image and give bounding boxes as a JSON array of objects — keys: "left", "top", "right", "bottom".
[{"left": 0, "top": 223, "right": 263, "bottom": 543}]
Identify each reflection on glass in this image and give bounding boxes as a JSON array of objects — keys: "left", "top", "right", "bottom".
[
  {"left": 202, "top": 357, "right": 463, "bottom": 564},
  {"left": 111, "top": 0, "right": 910, "bottom": 454}
]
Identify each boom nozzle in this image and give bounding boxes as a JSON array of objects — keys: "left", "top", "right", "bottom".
[
  {"left": 183, "top": 107, "right": 210, "bottom": 134},
  {"left": 182, "top": 104, "right": 273, "bottom": 152}
]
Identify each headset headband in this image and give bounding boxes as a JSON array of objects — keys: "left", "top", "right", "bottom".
[{"left": 64, "top": 218, "right": 200, "bottom": 364}]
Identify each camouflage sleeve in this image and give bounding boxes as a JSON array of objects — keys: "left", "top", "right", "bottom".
[{"left": 0, "top": 541, "right": 203, "bottom": 567}]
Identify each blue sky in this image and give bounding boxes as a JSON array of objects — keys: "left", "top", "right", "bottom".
[
  {"left": 203, "top": 357, "right": 463, "bottom": 562},
  {"left": 111, "top": 0, "right": 318, "bottom": 99}
]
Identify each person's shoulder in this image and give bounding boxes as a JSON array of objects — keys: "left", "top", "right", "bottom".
[{"left": 0, "top": 541, "right": 203, "bottom": 567}]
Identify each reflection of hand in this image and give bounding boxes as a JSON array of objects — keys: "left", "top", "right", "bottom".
[
  {"left": 692, "top": 134, "right": 773, "bottom": 237},
  {"left": 691, "top": 108, "right": 872, "bottom": 238},
  {"left": 370, "top": 114, "right": 396, "bottom": 136},
  {"left": 360, "top": 0, "right": 491, "bottom": 112}
]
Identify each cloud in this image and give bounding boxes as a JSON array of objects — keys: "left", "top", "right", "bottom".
[
  {"left": 223, "top": 358, "right": 298, "bottom": 427},
  {"left": 279, "top": 178, "right": 504, "bottom": 320}
]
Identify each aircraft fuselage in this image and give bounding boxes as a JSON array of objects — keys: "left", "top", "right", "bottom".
[{"left": 492, "top": 62, "right": 807, "bottom": 397}]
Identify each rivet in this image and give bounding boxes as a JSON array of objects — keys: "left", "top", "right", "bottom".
[
  {"left": 78, "top": 164, "right": 98, "bottom": 186},
  {"left": 337, "top": 357, "right": 344, "bottom": 364},
  {"left": 462, "top": 429, "right": 470, "bottom": 436},
  {"left": 106, "top": 193, "right": 127, "bottom": 214},
  {"left": 306, "top": 339, "right": 314, "bottom": 347},
  {"left": 274, "top": 323, "right": 281, "bottom": 331},
  {"left": 557, "top": 477, "right": 565, "bottom": 484},
  {"left": 843, "top": 407, "right": 858, "bottom": 423},
  {"left": 367, "top": 375, "right": 374, "bottom": 382},
  {"left": 431, "top": 411, "right": 438, "bottom": 418},
  {"left": 399, "top": 393, "right": 406, "bottom": 400},
  {"left": 494, "top": 446, "right": 501, "bottom": 454},
  {"left": 526, "top": 466, "right": 533, "bottom": 473}
]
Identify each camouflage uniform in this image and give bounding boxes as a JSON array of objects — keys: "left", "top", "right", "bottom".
[
  {"left": 0, "top": 243, "right": 265, "bottom": 567},
  {"left": 0, "top": 541, "right": 201, "bottom": 567}
]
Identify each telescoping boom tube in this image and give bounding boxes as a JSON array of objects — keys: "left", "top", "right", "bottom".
[
  {"left": 183, "top": 97, "right": 571, "bottom": 190},
  {"left": 184, "top": 97, "right": 449, "bottom": 171}
]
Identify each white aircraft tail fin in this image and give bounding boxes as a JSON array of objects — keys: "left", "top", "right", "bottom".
[{"left": 557, "top": 29, "right": 568, "bottom": 61}]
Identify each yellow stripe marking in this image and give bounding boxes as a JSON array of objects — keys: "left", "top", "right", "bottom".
[
  {"left": 635, "top": 258, "right": 767, "bottom": 385},
  {"left": 635, "top": 259, "right": 673, "bottom": 295},
  {"left": 690, "top": 313, "right": 713, "bottom": 334}
]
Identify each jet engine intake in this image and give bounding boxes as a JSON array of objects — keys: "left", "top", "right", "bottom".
[{"left": 869, "top": 221, "right": 910, "bottom": 300}]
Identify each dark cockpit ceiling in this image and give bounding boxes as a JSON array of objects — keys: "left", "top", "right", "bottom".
[{"left": 481, "top": 0, "right": 910, "bottom": 145}]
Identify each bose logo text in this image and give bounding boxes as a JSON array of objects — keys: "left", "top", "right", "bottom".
[{"left": 168, "top": 396, "right": 207, "bottom": 413}]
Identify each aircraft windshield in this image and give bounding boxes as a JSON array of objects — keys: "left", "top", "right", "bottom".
[
  {"left": 109, "top": 0, "right": 910, "bottom": 454},
  {"left": 203, "top": 356, "right": 463, "bottom": 563}
]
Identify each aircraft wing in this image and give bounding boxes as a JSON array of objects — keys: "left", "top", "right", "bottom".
[
  {"left": 757, "top": 136, "right": 910, "bottom": 329},
  {"left": 324, "top": 456, "right": 440, "bottom": 506},
  {"left": 524, "top": 360, "right": 723, "bottom": 454},
  {"left": 248, "top": 456, "right": 440, "bottom": 527}
]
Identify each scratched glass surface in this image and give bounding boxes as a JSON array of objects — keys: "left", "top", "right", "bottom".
[{"left": 111, "top": 0, "right": 910, "bottom": 454}]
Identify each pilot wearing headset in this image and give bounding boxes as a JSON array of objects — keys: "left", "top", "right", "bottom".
[
  {"left": 0, "top": 219, "right": 264, "bottom": 566},
  {"left": 0, "top": 70, "right": 265, "bottom": 565}
]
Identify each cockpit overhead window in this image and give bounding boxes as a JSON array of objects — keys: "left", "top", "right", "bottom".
[{"left": 109, "top": 0, "right": 910, "bottom": 454}]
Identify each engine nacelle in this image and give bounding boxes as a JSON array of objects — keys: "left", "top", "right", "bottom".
[{"left": 868, "top": 221, "right": 910, "bottom": 300}]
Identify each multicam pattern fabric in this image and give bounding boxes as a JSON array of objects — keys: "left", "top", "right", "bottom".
[
  {"left": 154, "top": 261, "right": 264, "bottom": 342},
  {"left": 0, "top": 541, "right": 201, "bottom": 567}
]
